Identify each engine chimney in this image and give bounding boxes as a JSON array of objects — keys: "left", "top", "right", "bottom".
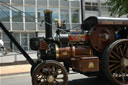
[{"left": 44, "top": 9, "right": 53, "bottom": 40}]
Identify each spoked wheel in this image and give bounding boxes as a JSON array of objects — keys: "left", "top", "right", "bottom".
[
  {"left": 32, "top": 60, "right": 68, "bottom": 85},
  {"left": 102, "top": 39, "right": 128, "bottom": 85}
]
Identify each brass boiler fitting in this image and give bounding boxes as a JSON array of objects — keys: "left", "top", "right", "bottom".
[{"left": 56, "top": 45, "right": 92, "bottom": 62}]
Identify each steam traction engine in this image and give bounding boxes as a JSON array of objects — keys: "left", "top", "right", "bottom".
[
  {"left": 0, "top": 9, "right": 128, "bottom": 85},
  {"left": 30, "top": 10, "right": 128, "bottom": 85}
]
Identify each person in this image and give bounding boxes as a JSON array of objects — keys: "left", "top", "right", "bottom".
[
  {"left": 0, "top": 39, "right": 9, "bottom": 56},
  {"left": 0, "top": 39, "right": 4, "bottom": 48},
  {"left": 0, "top": 39, "right": 5, "bottom": 55},
  {"left": 55, "top": 19, "right": 61, "bottom": 28},
  {"left": 61, "top": 20, "right": 66, "bottom": 30}
]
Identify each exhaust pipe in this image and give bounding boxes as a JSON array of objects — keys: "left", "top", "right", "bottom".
[{"left": 44, "top": 9, "right": 53, "bottom": 40}]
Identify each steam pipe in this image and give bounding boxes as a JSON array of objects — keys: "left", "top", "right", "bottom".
[{"left": 0, "top": 22, "right": 35, "bottom": 66}]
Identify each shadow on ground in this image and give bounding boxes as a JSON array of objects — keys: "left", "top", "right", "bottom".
[{"left": 68, "top": 77, "right": 114, "bottom": 85}]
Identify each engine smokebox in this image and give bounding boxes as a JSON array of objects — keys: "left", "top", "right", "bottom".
[{"left": 44, "top": 9, "right": 53, "bottom": 40}]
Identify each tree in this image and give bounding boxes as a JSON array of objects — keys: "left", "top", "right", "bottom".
[{"left": 107, "top": 0, "right": 128, "bottom": 17}]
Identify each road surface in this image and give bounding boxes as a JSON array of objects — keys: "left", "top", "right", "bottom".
[{"left": 0, "top": 72, "right": 113, "bottom": 85}]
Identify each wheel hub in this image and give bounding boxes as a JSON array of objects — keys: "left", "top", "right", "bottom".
[
  {"left": 47, "top": 75, "right": 55, "bottom": 83},
  {"left": 122, "top": 58, "right": 128, "bottom": 67}
]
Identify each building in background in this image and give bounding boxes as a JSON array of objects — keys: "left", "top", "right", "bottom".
[
  {"left": 0, "top": 0, "right": 81, "bottom": 51},
  {"left": 83, "top": 0, "right": 127, "bottom": 19},
  {"left": 0, "top": 0, "right": 127, "bottom": 52}
]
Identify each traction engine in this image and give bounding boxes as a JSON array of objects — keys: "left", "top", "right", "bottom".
[
  {"left": 0, "top": 9, "right": 128, "bottom": 85},
  {"left": 30, "top": 10, "right": 128, "bottom": 85}
]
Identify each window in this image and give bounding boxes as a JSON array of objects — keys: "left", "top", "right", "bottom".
[
  {"left": 0, "top": 0, "right": 10, "bottom": 3},
  {"left": 49, "top": 0, "right": 59, "bottom": 8},
  {"left": 85, "top": 2, "right": 91, "bottom": 11},
  {"left": 12, "top": 22, "right": 23, "bottom": 30},
  {"left": 25, "top": 6, "right": 36, "bottom": 30},
  {"left": 71, "top": 9, "right": 80, "bottom": 23},
  {"left": 37, "top": 8, "right": 45, "bottom": 30},
  {"left": 72, "top": 23, "right": 81, "bottom": 29},
  {"left": 85, "top": 2, "right": 98, "bottom": 11},
  {"left": 25, "top": 7, "right": 35, "bottom": 22},
  {"left": 37, "top": 8, "right": 45, "bottom": 22},
  {"left": 12, "top": 32, "right": 36, "bottom": 51},
  {"left": 71, "top": 0, "right": 80, "bottom": 8},
  {"left": 60, "top": 9, "right": 69, "bottom": 23},
  {"left": 25, "top": 23, "right": 36, "bottom": 30},
  {"left": 25, "top": 0, "right": 35, "bottom": 22},
  {"left": 11, "top": 0, "right": 23, "bottom": 30},
  {"left": 21, "top": 33, "right": 37, "bottom": 51},
  {"left": 12, "top": 6, "right": 23, "bottom": 22},
  {"left": 29, "top": 33, "right": 36, "bottom": 50},
  {"left": 0, "top": 6, "right": 10, "bottom": 22},
  {"left": 21, "top": 33, "right": 28, "bottom": 51},
  {"left": 29, "top": 33, "right": 36, "bottom": 38},
  {"left": 37, "top": 0, "right": 47, "bottom": 7},
  {"left": 49, "top": 8, "right": 59, "bottom": 22},
  {"left": 25, "top": 0, "right": 35, "bottom": 5},
  {"left": 2, "top": 22, "right": 10, "bottom": 30},
  {"left": 92, "top": 3, "right": 98, "bottom": 11},
  {"left": 60, "top": 0, "right": 69, "bottom": 8},
  {"left": 12, "top": 0, "right": 23, "bottom": 5},
  {"left": 47, "top": 8, "right": 59, "bottom": 29},
  {"left": 3, "top": 33, "right": 10, "bottom": 49},
  {"left": 12, "top": 33, "right": 20, "bottom": 51}
]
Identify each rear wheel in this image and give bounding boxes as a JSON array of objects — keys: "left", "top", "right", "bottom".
[{"left": 102, "top": 39, "right": 128, "bottom": 85}]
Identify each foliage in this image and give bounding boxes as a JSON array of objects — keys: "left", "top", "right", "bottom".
[{"left": 107, "top": 0, "right": 128, "bottom": 17}]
